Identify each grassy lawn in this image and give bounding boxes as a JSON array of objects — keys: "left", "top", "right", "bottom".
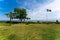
[{"left": 0, "top": 23, "right": 60, "bottom": 40}]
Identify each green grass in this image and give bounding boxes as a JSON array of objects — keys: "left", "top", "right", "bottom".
[{"left": 0, "top": 23, "right": 60, "bottom": 40}]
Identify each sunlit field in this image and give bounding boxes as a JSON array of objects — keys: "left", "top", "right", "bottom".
[{"left": 0, "top": 23, "right": 60, "bottom": 40}]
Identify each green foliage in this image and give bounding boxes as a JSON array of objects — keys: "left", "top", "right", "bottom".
[
  {"left": 5, "top": 8, "right": 30, "bottom": 23},
  {"left": 14, "top": 8, "right": 28, "bottom": 22}
]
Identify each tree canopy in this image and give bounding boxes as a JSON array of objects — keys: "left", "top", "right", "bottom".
[
  {"left": 14, "top": 8, "right": 27, "bottom": 20},
  {"left": 6, "top": 8, "right": 30, "bottom": 22}
]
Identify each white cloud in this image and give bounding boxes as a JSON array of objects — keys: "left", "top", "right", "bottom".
[
  {"left": 46, "top": 0, "right": 60, "bottom": 11},
  {"left": 27, "top": 0, "right": 60, "bottom": 21},
  {"left": 0, "top": 12, "right": 9, "bottom": 20},
  {"left": 16, "top": 0, "right": 60, "bottom": 21},
  {"left": 16, "top": 0, "right": 40, "bottom": 9},
  {"left": 16, "top": 0, "right": 53, "bottom": 9}
]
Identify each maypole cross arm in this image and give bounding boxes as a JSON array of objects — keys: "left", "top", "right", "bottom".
[{"left": 47, "top": 9, "right": 52, "bottom": 12}]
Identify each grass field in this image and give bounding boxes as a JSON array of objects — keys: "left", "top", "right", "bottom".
[{"left": 0, "top": 23, "right": 60, "bottom": 40}]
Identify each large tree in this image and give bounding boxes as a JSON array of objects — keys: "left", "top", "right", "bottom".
[{"left": 6, "top": 8, "right": 30, "bottom": 23}]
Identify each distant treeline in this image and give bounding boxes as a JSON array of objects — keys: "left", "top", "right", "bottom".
[{"left": 0, "top": 20, "right": 59, "bottom": 24}]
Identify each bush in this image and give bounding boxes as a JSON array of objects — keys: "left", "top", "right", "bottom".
[
  {"left": 56, "top": 20, "right": 59, "bottom": 24},
  {"left": 37, "top": 21, "right": 40, "bottom": 23}
]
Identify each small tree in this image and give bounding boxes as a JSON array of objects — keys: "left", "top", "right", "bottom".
[{"left": 6, "top": 12, "right": 13, "bottom": 26}]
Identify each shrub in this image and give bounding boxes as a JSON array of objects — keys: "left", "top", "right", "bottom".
[{"left": 56, "top": 20, "right": 59, "bottom": 24}]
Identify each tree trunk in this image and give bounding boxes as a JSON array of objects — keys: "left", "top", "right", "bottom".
[
  {"left": 20, "top": 19, "right": 22, "bottom": 23},
  {"left": 24, "top": 19, "right": 25, "bottom": 22},
  {"left": 10, "top": 17, "right": 12, "bottom": 26},
  {"left": 9, "top": 12, "right": 12, "bottom": 26}
]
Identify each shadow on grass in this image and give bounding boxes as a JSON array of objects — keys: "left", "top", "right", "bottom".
[
  {"left": 7, "top": 34, "right": 16, "bottom": 40},
  {"left": 41, "top": 28, "right": 57, "bottom": 40},
  {"left": 7, "top": 34, "right": 21, "bottom": 40}
]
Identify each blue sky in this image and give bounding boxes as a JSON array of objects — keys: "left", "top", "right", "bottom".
[{"left": 0, "top": 0, "right": 60, "bottom": 21}]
